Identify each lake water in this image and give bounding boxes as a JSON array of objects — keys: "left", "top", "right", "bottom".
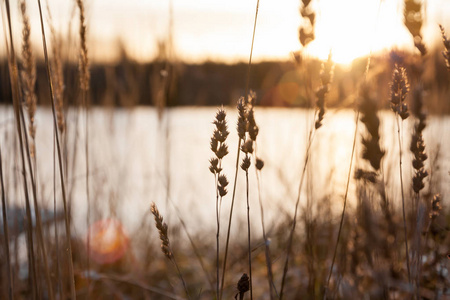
[{"left": 0, "top": 106, "right": 449, "bottom": 237}]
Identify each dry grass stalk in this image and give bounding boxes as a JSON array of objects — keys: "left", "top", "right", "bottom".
[
  {"left": 151, "top": 202, "right": 172, "bottom": 259},
  {"left": 209, "top": 108, "right": 229, "bottom": 299},
  {"left": 315, "top": 52, "right": 334, "bottom": 129},
  {"left": 19, "top": 104, "right": 56, "bottom": 300},
  {"left": 221, "top": 0, "right": 260, "bottom": 295},
  {"left": 439, "top": 25, "right": 450, "bottom": 71},
  {"left": 410, "top": 86, "right": 428, "bottom": 195},
  {"left": 75, "top": 0, "right": 92, "bottom": 290},
  {"left": 151, "top": 202, "right": 190, "bottom": 299},
  {"left": 389, "top": 64, "right": 412, "bottom": 284},
  {"left": 19, "top": 6, "right": 56, "bottom": 298},
  {"left": 325, "top": 80, "right": 372, "bottom": 299},
  {"left": 356, "top": 84, "right": 385, "bottom": 178},
  {"left": 390, "top": 64, "right": 409, "bottom": 120},
  {"left": 281, "top": 53, "right": 333, "bottom": 299},
  {"left": 239, "top": 92, "right": 260, "bottom": 300},
  {"left": 19, "top": 0, "right": 37, "bottom": 156},
  {"left": 410, "top": 84, "right": 431, "bottom": 295},
  {"left": 46, "top": 4, "right": 65, "bottom": 133},
  {"left": 220, "top": 97, "right": 244, "bottom": 300},
  {"left": 35, "top": 0, "right": 77, "bottom": 297},
  {"left": 3, "top": 0, "right": 39, "bottom": 297},
  {"left": 0, "top": 149, "right": 13, "bottom": 300},
  {"left": 76, "top": 0, "right": 90, "bottom": 92},
  {"left": 248, "top": 104, "right": 273, "bottom": 299},
  {"left": 324, "top": 35, "right": 380, "bottom": 299}
]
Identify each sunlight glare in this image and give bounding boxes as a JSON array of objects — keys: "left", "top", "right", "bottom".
[{"left": 305, "top": 0, "right": 412, "bottom": 65}]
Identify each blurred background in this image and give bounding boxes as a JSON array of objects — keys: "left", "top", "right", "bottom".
[{"left": 1, "top": 0, "right": 449, "bottom": 110}]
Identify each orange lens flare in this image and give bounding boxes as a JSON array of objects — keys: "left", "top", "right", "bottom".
[{"left": 88, "top": 219, "right": 130, "bottom": 264}]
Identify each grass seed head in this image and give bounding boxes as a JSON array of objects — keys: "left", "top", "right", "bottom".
[
  {"left": 237, "top": 97, "right": 248, "bottom": 139},
  {"left": 358, "top": 84, "right": 385, "bottom": 173},
  {"left": 241, "top": 140, "right": 254, "bottom": 154},
  {"left": 429, "top": 194, "right": 441, "bottom": 219},
  {"left": 209, "top": 158, "right": 221, "bottom": 174},
  {"left": 218, "top": 174, "right": 229, "bottom": 196},
  {"left": 150, "top": 203, "right": 172, "bottom": 259},
  {"left": 241, "top": 156, "right": 251, "bottom": 171},
  {"left": 410, "top": 85, "right": 428, "bottom": 194},
  {"left": 235, "top": 273, "right": 250, "bottom": 299},
  {"left": 390, "top": 64, "right": 409, "bottom": 120},
  {"left": 439, "top": 25, "right": 450, "bottom": 71},
  {"left": 76, "top": 0, "right": 90, "bottom": 91},
  {"left": 315, "top": 52, "right": 334, "bottom": 129},
  {"left": 20, "top": 0, "right": 37, "bottom": 147},
  {"left": 255, "top": 158, "right": 264, "bottom": 170}
]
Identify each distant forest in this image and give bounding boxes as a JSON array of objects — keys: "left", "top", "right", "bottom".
[{"left": 1, "top": 49, "right": 449, "bottom": 113}]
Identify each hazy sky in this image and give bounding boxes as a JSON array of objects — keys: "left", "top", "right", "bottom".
[{"left": 3, "top": 0, "right": 450, "bottom": 64}]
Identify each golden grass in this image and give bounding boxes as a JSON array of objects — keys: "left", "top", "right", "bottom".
[{"left": 0, "top": 1, "right": 449, "bottom": 300}]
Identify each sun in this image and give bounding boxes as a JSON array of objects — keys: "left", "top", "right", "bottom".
[{"left": 303, "top": 0, "right": 414, "bottom": 66}]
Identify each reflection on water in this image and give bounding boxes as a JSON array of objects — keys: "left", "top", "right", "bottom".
[{"left": 0, "top": 107, "right": 448, "bottom": 236}]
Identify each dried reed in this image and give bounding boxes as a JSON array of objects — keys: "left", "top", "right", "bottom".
[
  {"left": 46, "top": 3, "right": 65, "bottom": 133},
  {"left": 410, "top": 86, "right": 428, "bottom": 196},
  {"left": 280, "top": 53, "right": 333, "bottom": 300},
  {"left": 0, "top": 148, "right": 13, "bottom": 300},
  {"left": 209, "top": 108, "right": 229, "bottom": 299},
  {"left": 18, "top": 3, "right": 57, "bottom": 298},
  {"left": 315, "top": 52, "right": 333, "bottom": 129},
  {"left": 250, "top": 106, "right": 274, "bottom": 299},
  {"left": 390, "top": 64, "right": 409, "bottom": 120},
  {"left": 220, "top": 0, "right": 260, "bottom": 298},
  {"left": 151, "top": 202, "right": 190, "bottom": 299},
  {"left": 238, "top": 92, "right": 261, "bottom": 300},
  {"left": 76, "top": 0, "right": 90, "bottom": 92},
  {"left": 440, "top": 25, "right": 450, "bottom": 71},
  {"left": 75, "top": 0, "right": 92, "bottom": 291},
  {"left": 390, "top": 64, "right": 411, "bottom": 284},
  {"left": 410, "top": 85, "right": 429, "bottom": 297},
  {"left": 3, "top": 0, "right": 39, "bottom": 297},
  {"left": 19, "top": 0, "right": 36, "bottom": 156},
  {"left": 35, "top": 0, "right": 76, "bottom": 297}
]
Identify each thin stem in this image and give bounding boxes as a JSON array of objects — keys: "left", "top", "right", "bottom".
[
  {"left": 244, "top": 0, "right": 260, "bottom": 99},
  {"left": 414, "top": 193, "right": 422, "bottom": 300},
  {"left": 219, "top": 1, "right": 260, "bottom": 298},
  {"left": 3, "top": 1, "right": 38, "bottom": 297},
  {"left": 395, "top": 116, "right": 411, "bottom": 284},
  {"left": 170, "top": 256, "right": 190, "bottom": 299},
  {"left": 214, "top": 167, "right": 220, "bottom": 299},
  {"left": 160, "top": 175, "right": 214, "bottom": 291},
  {"left": 36, "top": 0, "right": 76, "bottom": 297},
  {"left": 84, "top": 78, "right": 91, "bottom": 295},
  {"left": 323, "top": 110, "right": 360, "bottom": 299},
  {"left": 245, "top": 167, "right": 253, "bottom": 300},
  {"left": 0, "top": 148, "right": 13, "bottom": 300},
  {"left": 19, "top": 106, "right": 55, "bottom": 300},
  {"left": 215, "top": 156, "right": 225, "bottom": 300},
  {"left": 326, "top": 11, "right": 379, "bottom": 296},
  {"left": 280, "top": 128, "right": 315, "bottom": 299},
  {"left": 254, "top": 147, "right": 274, "bottom": 300},
  {"left": 53, "top": 131, "right": 63, "bottom": 298},
  {"left": 220, "top": 140, "right": 241, "bottom": 300}
]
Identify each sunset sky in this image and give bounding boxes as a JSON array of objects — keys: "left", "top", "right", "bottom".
[{"left": 2, "top": 0, "right": 450, "bottom": 64}]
